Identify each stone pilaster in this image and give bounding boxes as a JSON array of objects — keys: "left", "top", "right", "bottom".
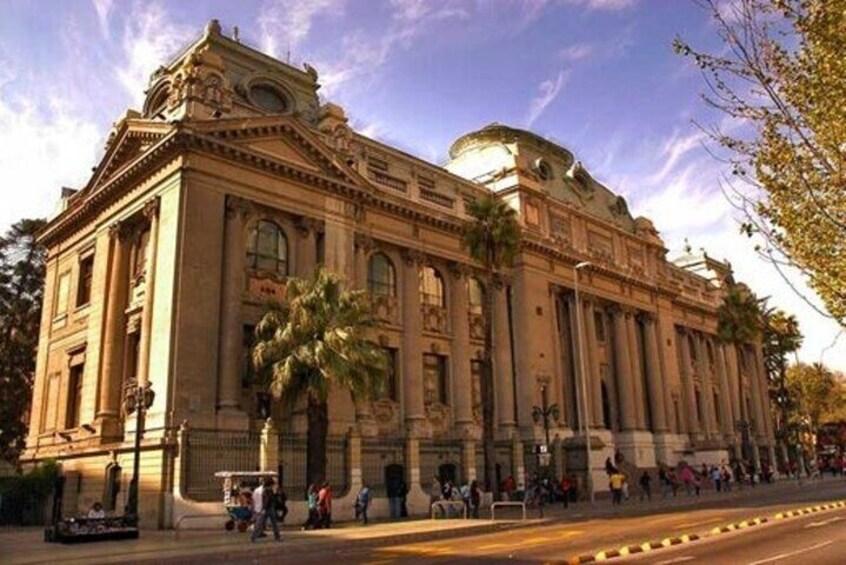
[
  {"left": 136, "top": 198, "right": 160, "bottom": 388},
  {"left": 611, "top": 306, "right": 636, "bottom": 431},
  {"left": 98, "top": 222, "right": 131, "bottom": 428},
  {"left": 401, "top": 250, "right": 425, "bottom": 435},
  {"left": 259, "top": 418, "right": 279, "bottom": 472},
  {"left": 582, "top": 298, "right": 604, "bottom": 428},
  {"left": 462, "top": 439, "right": 477, "bottom": 482},
  {"left": 625, "top": 311, "right": 646, "bottom": 429},
  {"left": 449, "top": 264, "right": 474, "bottom": 434},
  {"left": 678, "top": 328, "right": 700, "bottom": 437},
  {"left": 715, "top": 342, "right": 735, "bottom": 438},
  {"left": 641, "top": 313, "right": 668, "bottom": 432},
  {"left": 692, "top": 334, "right": 716, "bottom": 438},
  {"left": 296, "top": 216, "right": 320, "bottom": 277},
  {"left": 493, "top": 280, "right": 516, "bottom": 431},
  {"left": 217, "top": 196, "right": 250, "bottom": 419}
]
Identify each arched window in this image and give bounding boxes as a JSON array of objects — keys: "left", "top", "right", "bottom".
[
  {"left": 368, "top": 253, "right": 396, "bottom": 296},
  {"left": 467, "top": 277, "right": 485, "bottom": 315},
  {"left": 247, "top": 220, "right": 288, "bottom": 274},
  {"left": 420, "top": 266, "right": 445, "bottom": 307}
]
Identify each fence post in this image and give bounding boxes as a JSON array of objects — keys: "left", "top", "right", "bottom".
[
  {"left": 260, "top": 418, "right": 279, "bottom": 473},
  {"left": 348, "top": 426, "right": 362, "bottom": 492},
  {"left": 512, "top": 436, "right": 525, "bottom": 491},
  {"left": 462, "top": 439, "right": 477, "bottom": 483}
]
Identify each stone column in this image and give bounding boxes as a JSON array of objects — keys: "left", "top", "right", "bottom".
[
  {"left": 136, "top": 198, "right": 160, "bottom": 388},
  {"left": 749, "top": 347, "right": 769, "bottom": 444},
  {"left": 296, "top": 216, "right": 319, "bottom": 277},
  {"left": 582, "top": 299, "right": 604, "bottom": 428},
  {"left": 259, "top": 418, "right": 279, "bottom": 472},
  {"left": 715, "top": 342, "right": 735, "bottom": 438},
  {"left": 511, "top": 436, "right": 526, "bottom": 490},
  {"left": 401, "top": 250, "right": 425, "bottom": 434},
  {"left": 353, "top": 233, "right": 375, "bottom": 289},
  {"left": 642, "top": 313, "right": 668, "bottom": 432},
  {"left": 725, "top": 344, "right": 742, "bottom": 426},
  {"left": 611, "top": 306, "right": 636, "bottom": 431},
  {"left": 625, "top": 311, "right": 646, "bottom": 429},
  {"left": 493, "top": 281, "right": 516, "bottom": 431},
  {"left": 692, "top": 335, "right": 715, "bottom": 438},
  {"left": 217, "top": 196, "right": 250, "bottom": 413},
  {"left": 462, "top": 439, "right": 477, "bottom": 482},
  {"left": 97, "top": 223, "right": 131, "bottom": 423},
  {"left": 678, "top": 328, "right": 700, "bottom": 437},
  {"left": 450, "top": 265, "right": 473, "bottom": 433}
]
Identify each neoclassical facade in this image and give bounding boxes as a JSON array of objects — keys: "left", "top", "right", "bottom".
[{"left": 24, "top": 21, "right": 775, "bottom": 526}]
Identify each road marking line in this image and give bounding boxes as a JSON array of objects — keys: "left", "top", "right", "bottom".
[
  {"left": 655, "top": 557, "right": 694, "bottom": 564},
  {"left": 745, "top": 540, "right": 833, "bottom": 565},
  {"left": 805, "top": 516, "right": 844, "bottom": 529},
  {"left": 674, "top": 517, "right": 723, "bottom": 530}
]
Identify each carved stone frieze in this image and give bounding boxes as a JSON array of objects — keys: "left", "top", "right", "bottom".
[
  {"left": 421, "top": 304, "right": 448, "bottom": 334},
  {"left": 371, "top": 294, "right": 399, "bottom": 324},
  {"left": 354, "top": 232, "right": 377, "bottom": 253},
  {"left": 425, "top": 402, "right": 451, "bottom": 434},
  {"left": 401, "top": 248, "right": 426, "bottom": 267},
  {"left": 225, "top": 195, "right": 253, "bottom": 220}
]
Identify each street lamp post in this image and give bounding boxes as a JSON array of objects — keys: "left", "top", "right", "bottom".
[
  {"left": 124, "top": 379, "right": 155, "bottom": 525},
  {"left": 532, "top": 384, "right": 559, "bottom": 475},
  {"left": 573, "top": 261, "right": 595, "bottom": 504}
]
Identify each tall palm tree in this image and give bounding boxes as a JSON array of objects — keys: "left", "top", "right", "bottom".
[
  {"left": 761, "top": 307, "right": 802, "bottom": 468},
  {"left": 717, "top": 283, "right": 764, "bottom": 460},
  {"left": 252, "top": 268, "right": 387, "bottom": 486},
  {"left": 461, "top": 194, "right": 522, "bottom": 499}
]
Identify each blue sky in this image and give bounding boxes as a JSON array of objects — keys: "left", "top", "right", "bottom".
[{"left": 0, "top": 0, "right": 842, "bottom": 370}]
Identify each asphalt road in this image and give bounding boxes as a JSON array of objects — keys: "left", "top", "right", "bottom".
[{"left": 154, "top": 479, "right": 846, "bottom": 565}]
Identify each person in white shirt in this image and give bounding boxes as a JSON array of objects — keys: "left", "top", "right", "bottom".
[{"left": 87, "top": 502, "right": 106, "bottom": 519}]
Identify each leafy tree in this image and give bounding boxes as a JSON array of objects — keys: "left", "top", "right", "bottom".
[
  {"left": 251, "top": 269, "right": 386, "bottom": 486},
  {"left": 785, "top": 363, "right": 845, "bottom": 439},
  {"left": 717, "top": 283, "right": 764, "bottom": 457},
  {"left": 461, "top": 194, "right": 521, "bottom": 498},
  {"left": 675, "top": 0, "right": 846, "bottom": 325},
  {"left": 760, "top": 307, "right": 802, "bottom": 465},
  {"left": 0, "top": 219, "right": 46, "bottom": 464}
]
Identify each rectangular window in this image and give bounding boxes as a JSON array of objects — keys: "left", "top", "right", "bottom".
[
  {"left": 66, "top": 363, "right": 84, "bottom": 429},
  {"left": 594, "top": 310, "right": 606, "bottom": 342},
  {"left": 381, "top": 348, "right": 398, "bottom": 401},
  {"left": 423, "top": 353, "right": 448, "bottom": 405},
  {"left": 54, "top": 272, "right": 71, "bottom": 316},
  {"left": 76, "top": 255, "right": 94, "bottom": 307}
]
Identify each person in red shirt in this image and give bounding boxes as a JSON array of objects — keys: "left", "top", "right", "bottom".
[
  {"left": 317, "top": 482, "right": 332, "bottom": 529},
  {"left": 560, "top": 475, "right": 571, "bottom": 508}
]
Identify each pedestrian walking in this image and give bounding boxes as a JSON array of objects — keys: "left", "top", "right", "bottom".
[
  {"left": 711, "top": 465, "right": 722, "bottom": 492},
  {"left": 560, "top": 475, "right": 571, "bottom": 508},
  {"left": 430, "top": 475, "right": 443, "bottom": 517},
  {"left": 609, "top": 471, "right": 625, "bottom": 506},
  {"left": 355, "top": 484, "right": 371, "bottom": 524},
  {"left": 274, "top": 485, "right": 288, "bottom": 523},
  {"left": 302, "top": 484, "right": 319, "bottom": 530},
  {"left": 317, "top": 482, "right": 332, "bottom": 529},
  {"left": 639, "top": 471, "right": 652, "bottom": 502},
  {"left": 502, "top": 475, "right": 516, "bottom": 502},
  {"left": 680, "top": 465, "right": 694, "bottom": 496},
  {"left": 469, "top": 480, "right": 481, "bottom": 519},
  {"left": 250, "top": 478, "right": 281, "bottom": 543}
]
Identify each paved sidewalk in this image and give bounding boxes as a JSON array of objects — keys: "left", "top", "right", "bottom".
[{"left": 0, "top": 476, "right": 838, "bottom": 565}]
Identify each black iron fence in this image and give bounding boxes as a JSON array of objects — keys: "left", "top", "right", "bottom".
[
  {"left": 475, "top": 440, "right": 513, "bottom": 489},
  {"left": 419, "top": 438, "right": 464, "bottom": 491},
  {"left": 361, "top": 437, "right": 406, "bottom": 497},
  {"left": 278, "top": 435, "right": 349, "bottom": 500},
  {"left": 184, "top": 428, "right": 261, "bottom": 502}
]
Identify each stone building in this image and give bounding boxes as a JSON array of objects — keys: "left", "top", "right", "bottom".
[{"left": 23, "top": 21, "right": 776, "bottom": 526}]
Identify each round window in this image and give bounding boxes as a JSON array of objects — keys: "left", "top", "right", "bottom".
[
  {"left": 534, "top": 158, "right": 553, "bottom": 181},
  {"left": 249, "top": 84, "right": 288, "bottom": 113}
]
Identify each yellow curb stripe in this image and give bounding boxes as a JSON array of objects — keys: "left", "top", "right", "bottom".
[{"left": 640, "top": 542, "right": 652, "bottom": 552}]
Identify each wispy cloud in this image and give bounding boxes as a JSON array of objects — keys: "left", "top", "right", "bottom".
[
  {"left": 558, "top": 43, "right": 595, "bottom": 62},
  {"left": 258, "top": 0, "right": 343, "bottom": 59},
  {"left": 526, "top": 70, "right": 570, "bottom": 127},
  {"left": 563, "top": 0, "right": 637, "bottom": 11},
  {"left": 91, "top": 0, "right": 114, "bottom": 38},
  {"left": 115, "top": 1, "right": 194, "bottom": 107}
]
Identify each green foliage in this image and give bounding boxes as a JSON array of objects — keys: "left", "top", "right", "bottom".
[
  {"left": 0, "top": 459, "right": 61, "bottom": 498},
  {"left": 676, "top": 0, "right": 846, "bottom": 326},
  {"left": 785, "top": 363, "right": 846, "bottom": 433},
  {"left": 252, "top": 268, "right": 387, "bottom": 404},
  {"left": 0, "top": 219, "right": 47, "bottom": 463},
  {"left": 461, "top": 195, "right": 522, "bottom": 273},
  {"left": 717, "top": 284, "right": 763, "bottom": 345}
]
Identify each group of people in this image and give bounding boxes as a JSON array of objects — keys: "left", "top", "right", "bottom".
[
  {"left": 429, "top": 476, "right": 482, "bottom": 518},
  {"left": 301, "top": 482, "right": 333, "bottom": 530}
]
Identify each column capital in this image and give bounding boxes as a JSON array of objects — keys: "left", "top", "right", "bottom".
[
  {"left": 354, "top": 232, "right": 377, "bottom": 253},
  {"left": 401, "top": 248, "right": 426, "bottom": 267},
  {"left": 108, "top": 221, "right": 135, "bottom": 242},
  {"left": 142, "top": 196, "right": 160, "bottom": 220},
  {"left": 294, "top": 215, "right": 324, "bottom": 237},
  {"left": 636, "top": 310, "right": 655, "bottom": 324},
  {"left": 447, "top": 261, "right": 470, "bottom": 280},
  {"left": 225, "top": 194, "right": 253, "bottom": 220},
  {"left": 608, "top": 303, "right": 635, "bottom": 317},
  {"left": 493, "top": 272, "right": 511, "bottom": 289}
]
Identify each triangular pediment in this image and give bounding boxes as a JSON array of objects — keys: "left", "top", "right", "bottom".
[
  {"left": 84, "top": 120, "right": 173, "bottom": 195},
  {"left": 189, "top": 115, "right": 369, "bottom": 190}
]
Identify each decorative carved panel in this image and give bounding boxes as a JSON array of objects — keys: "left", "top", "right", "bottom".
[
  {"left": 425, "top": 402, "right": 451, "bottom": 435},
  {"left": 421, "top": 304, "right": 448, "bottom": 334},
  {"left": 469, "top": 312, "right": 485, "bottom": 340},
  {"left": 247, "top": 274, "right": 287, "bottom": 302},
  {"left": 371, "top": 294, "right": 399, "bottom": 324},
  {"left": 587, "top": 230, "right": 614, "bottom": 265},
  {"left": 549, "top": 213, "right": 572, "bottom": 246},
  {"left": 372, "top": 398, "right": 400, "bottom": 432}
]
